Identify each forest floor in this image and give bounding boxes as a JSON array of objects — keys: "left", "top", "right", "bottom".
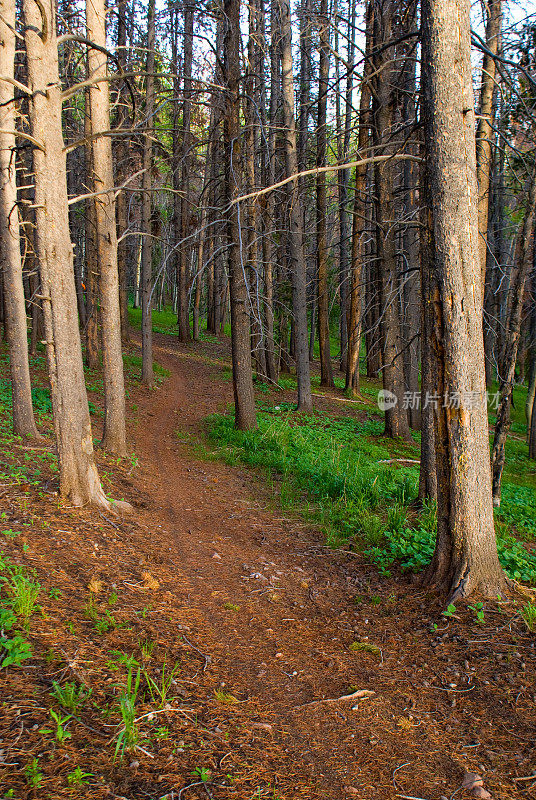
[{"left": 0, "top": 330, "right": 535, "bottom": 800}]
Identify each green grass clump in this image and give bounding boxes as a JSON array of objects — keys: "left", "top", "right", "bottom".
[{"left": 349, "top": 641, "right": 381, "bottom": 655}]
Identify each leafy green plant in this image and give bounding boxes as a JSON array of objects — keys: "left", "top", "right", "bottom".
[
  {"left": 85, "top": 596, "right": 117, "bottom": 634},
  {"left": 223, "top": 601, "right": 240, "bottom": 611},
  {"left": 442, "top": 603, "right": 457, "bottom": 618},
  {"left": 24, "top": 758, "right": 44, "bottom": 788},
  {"left": 143, "top": 659, "right": 180, "bottom": 708},
  {"left": 115, "top": 666, "right": 141, "bottom": 760},
  {"left": 67, "top": 767, "right": 93, "bottom": 787},
  {"left": 468, "top": 602, "right": 485, "bottom": 624},
  {"left": 192, "top": 766, "right": 212, "bottom": 783},
  {"left": 0, "top": 607, "right": 32, "bottom": 668},
  {"left": 107, "top": 649, "right": 139, "bottom": 671},
  {"left": 51, "top": 680, "right": 91, "bottom": 712},
  {"left": 520, "top": 600, "right": 536, "bottom": 632},
  {"left": 40, "top": 709, "right": 73, "bottom": 744}
]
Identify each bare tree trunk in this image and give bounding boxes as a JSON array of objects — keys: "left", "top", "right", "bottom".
[
  {"left": 0, "top": 0, "right": 39, "bottom": 438},
  {"left": 177, "top": 3, "right": 194, "bottom": 341},
  {"left": 420, "top": 0, "right": 504, "bottom": 598},
  {"left": 476, "top": 0, "right": 501, "bottom": 289},
  {"left": 23, "top": 0, "right": 122, "bottom": 510},
  {"left": 491, "top": 177, "right": 536, "bottom": 505},
  {"left": 84, "top": 94, "right": 99, "bottom": 371},
  {"left": 346, "top": 0, "right": 373, "bottom": 395},
  {"left": 87, "top": 0, "right": 127, "bottom": 456},
  {"left": 115, "top": 0, "right": 131, "bottom": 342},
  {"left": 316, "top": 0, "right": 334, "bottom": 388},
  {"left": 418, "top": 181, "right": 437, "bottom": 502},
  {"left": 336, "top": 0, "right": 356, "bottom": 372},
  {"left": 277, "top": 0, "right": 312, "bottom": 412},
  {"left": 223, "top": 0, "right": 257, "bottom": 430},
  {"left": 372, "top": 0, "right": 411, "bottom": 442},
  {"left": 245, "top": 0, "right": 267, "bottom": 379},
  {"left": 141, "top": 0, "right": 155, "bottom": 387}
]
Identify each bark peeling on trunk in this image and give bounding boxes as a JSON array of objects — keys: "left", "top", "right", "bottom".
[
  {"left": 87, "top": 0, "right": 127, "bottom": 457},
  {"left": 421, "top": 0, "right": 505, "bottom": 598},
  {"left": 0, "top": 0, "right": 40, "bottom": 439},
  {"left": 23, "top": 0, "right": 127, "bottom": 512}
]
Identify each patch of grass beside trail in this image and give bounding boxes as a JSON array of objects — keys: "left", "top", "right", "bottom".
[
  {"left": 128, "top": 305, "right": 224, "bottom": 342},
  {"left": 206, "top": 407, "right": 536, "bottom": 586}
]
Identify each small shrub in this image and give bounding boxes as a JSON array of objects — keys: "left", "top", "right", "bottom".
[{"left": 521, "top": 600, "right": 536, "bottom": 632}]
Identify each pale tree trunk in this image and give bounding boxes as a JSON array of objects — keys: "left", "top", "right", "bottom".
[
  {"left": 316, "top": 0, "right": 334, "bottom": 388},
  {"left": 421, "top": 0, "right": 504, "bottom": 598},
  {"left": 0, "top": 0, "right": 39, "bottom": 438},
  {"left": 141, "top": 0, "right": 155, "bottom": 387},
  {"left": 23, "top": 0, "right": 125, "bottom": 511},
  {"left": 223, "top": 0, "right": 257, "bottom": 430},
  {"left": 346, "top": 0, "right": 373, "bottom": 395},
  {"left": 476, "top": 0, "right": 501, "bottom": 289},
  {"left": 491, "top": 177, "right": 536, "bottom": 504},
  {"left": 259, "top": 0, "right": 277, "bottom": 381},
  {"left": 87, "top": 0, "right": 127, "bottom": 456},
  {"left": 277, "top": 0, "right": 312, "bottom": 412},
  {"left": 115, "top": 0, "right": 130, "bottom": 342}
]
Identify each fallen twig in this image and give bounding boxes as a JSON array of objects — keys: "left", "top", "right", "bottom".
[{"left": 296, "top": 689, "right": 375, "bottom": 709}]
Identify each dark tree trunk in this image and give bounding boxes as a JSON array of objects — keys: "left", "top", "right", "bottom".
[
  {"left": 223, "top": 0, "right": 257, "bottom": 430},
  {"left": 0, "top": 0, "right": 39, "bottom": 438}
]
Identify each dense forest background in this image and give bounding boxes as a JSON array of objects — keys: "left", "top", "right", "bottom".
[{"left": 1, "top": 0, "right": 536, "bottom": 796}]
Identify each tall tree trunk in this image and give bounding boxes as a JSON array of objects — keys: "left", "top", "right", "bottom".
[
  {"left": 87, "top": 0, "right": 127, "bottom": 456},
  {"left": 316, "top": 0, "right": 334, "bottom": 388},
  {"left": 346, "top": 0, "right": 373, "bottom": 395},
  {"left": 223, "top": 0, "right": 257, "bottom": 430},
  {"left": 418, "top": 176, "right": 437, "bottom": 502},
  {"left": 84, "top": 93, "right": 99, "bottom": 371},
  {"left": 23, "top": 0, "right": 119, "bottom": 510},
  {"left": 476, "top": 0, "right": 501, "bottom": 289},
  {"left": 277, "top": 0, "right": 312, "bottom": 412},
  {"left": 115, "top": 0, "right": 131, "bottom": 342},
  {"left": 0, "top": 0, "right": 39, "bottom": 438},
  {"left": 372, "top": 0, "right": 411, "bottom": 442},
  {"left": 491, "top": 177, "right": 536, "bottom": 505},
  {"left": 141, "top": 0, "right": 155, "bottom": 386},
  {"left": 176, "top": 2, "right": 194, "bottom": 341},
  {"left": 336, "top": 0, "right": 356, "bottom": 372},
  {"left": 420, "top": 0, "right": 504, "bottom": 598}
]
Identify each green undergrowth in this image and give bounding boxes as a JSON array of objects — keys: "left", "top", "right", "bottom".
[
  {"left": 128, "top": 305, "right": 225, "bottom": 343},
  {"left": 206, "top": 407, "right": 536, "bottom": 586}
]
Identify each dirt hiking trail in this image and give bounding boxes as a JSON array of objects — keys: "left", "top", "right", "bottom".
[{"left": 119, "top": 333, "right": 534, "bottom": 800}]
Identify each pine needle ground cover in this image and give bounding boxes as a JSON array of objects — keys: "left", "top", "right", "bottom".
[{"left": 206, "top": 407, "right": 536, "bottom": 586}]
